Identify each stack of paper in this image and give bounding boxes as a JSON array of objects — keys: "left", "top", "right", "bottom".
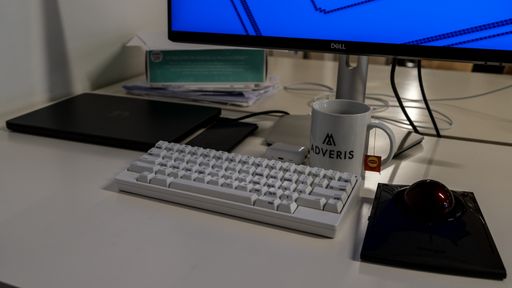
[{"left": 122, "top": 78, "right": 278, "bottom": 107}]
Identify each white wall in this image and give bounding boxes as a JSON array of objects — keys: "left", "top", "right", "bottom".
[{"left": 0, "top": 0, "right": 166, "bottom": 117}]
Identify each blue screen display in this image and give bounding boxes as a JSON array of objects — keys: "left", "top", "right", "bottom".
[{"left": 172, "top": 0, "right": 512, "bottom": 51}]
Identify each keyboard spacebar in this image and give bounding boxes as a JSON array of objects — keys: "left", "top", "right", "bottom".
[{"left": 169, "top": 179, "right": 258, "bottom": 206}]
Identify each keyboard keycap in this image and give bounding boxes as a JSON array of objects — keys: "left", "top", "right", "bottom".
[
  {"left": 297, "top": 195, "right": 327, "bottom": 210},
  {"left": 255, "top": 196, "right": 280, "bottom": 210},
  {"left": 136, "top": 172, "right": 154, "bottom": 183},
  {"left": 150, "top": 175, "right": 172, "bottom": 188},
  {"left": 329, "top": 180, "right": 351, "bottom": 192},
  {"left": 311, "top": 187, "right": 346, "bottom": 201},
  {"left": 128, "top": 161, "right": 156, "bottom": 173},
  {"left": 281, "top": 192, "right": 299, "bottom": 202},
  {"left": 170, "top": 179, "right": 257, "bottom": 206},
  {"left": 324, "top": 199, "right": 344, "bottom": 213},
  {"left": 278, "top": 201, "right": 298, "bottom": 214}
]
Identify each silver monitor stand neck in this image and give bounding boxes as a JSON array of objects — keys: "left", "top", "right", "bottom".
[{"left": 335, "top": 55, "right": 369, "bottom": 102}]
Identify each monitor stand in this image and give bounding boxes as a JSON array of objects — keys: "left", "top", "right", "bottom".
[{"left": 335, "top": 55, "right": 423, "bottom": 156}]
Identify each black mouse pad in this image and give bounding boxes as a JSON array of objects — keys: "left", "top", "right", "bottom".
[{"left": 360, "top": 183, "right": 507, "bottom": 280}]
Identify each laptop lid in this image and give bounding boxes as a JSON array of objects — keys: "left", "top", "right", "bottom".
[{"left": 6, "top": 93, "right": 221, "bottom": 151}]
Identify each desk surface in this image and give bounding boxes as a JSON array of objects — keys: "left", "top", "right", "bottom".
[{"left": 1, "top": 57, "right": 511, "bottom": 288}]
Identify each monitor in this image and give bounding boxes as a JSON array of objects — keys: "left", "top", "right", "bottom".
[
  {"left": 168, "top": 1, "right": 512, "bottom": 102},
  {"left": 169, "top": 1, "right": 512, "bottom": 64}
]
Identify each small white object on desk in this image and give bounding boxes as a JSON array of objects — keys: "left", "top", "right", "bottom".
[{"left": 263, "top": 142, "right": 308, "bottom": 164}]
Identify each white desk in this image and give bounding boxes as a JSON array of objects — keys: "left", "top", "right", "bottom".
[{"left": 1, "top": 57, "right": 511, "bottom": 288}]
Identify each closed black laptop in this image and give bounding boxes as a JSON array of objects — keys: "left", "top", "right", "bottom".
[{"left": 6, "top": 93, "right": 221, "bottom": 151}]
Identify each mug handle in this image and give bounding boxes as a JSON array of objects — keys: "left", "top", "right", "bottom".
[{"left": 367, "top": 122, "right": 397, "bottom": 165}]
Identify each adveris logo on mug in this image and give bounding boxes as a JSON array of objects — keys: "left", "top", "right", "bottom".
[
  {"left": 322, "top": 133, "right": 336, "bottom": 146},
  {"left": 311, "top": 133, "right": 355, "bottom": 160}
]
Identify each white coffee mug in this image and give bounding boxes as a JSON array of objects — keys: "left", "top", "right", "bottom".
[{"left": 310, "top": 99, "right": 397, "bottom": 176}]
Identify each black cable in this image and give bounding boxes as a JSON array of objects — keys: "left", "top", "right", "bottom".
[
  {"left": 231, "top": 110, "right": 290, "bottom": 121},
  {"left": 417, "top": 60, "right": 441, "bottom": 137},
  {"left": 390, "top": 58, "right": 421, "bottom": 134}
]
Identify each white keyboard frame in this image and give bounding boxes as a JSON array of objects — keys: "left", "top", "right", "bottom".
[{"left": 115, "top": 170, "right": 360, "bottom": 238}]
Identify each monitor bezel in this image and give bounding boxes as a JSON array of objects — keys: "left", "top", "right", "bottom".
[{"left": 168, "top": 2, "right": 512, "bottom": 64}]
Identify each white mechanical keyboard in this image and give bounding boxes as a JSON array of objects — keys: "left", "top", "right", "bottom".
[{"left": 115, "top": 141, "right": 360, "bottom": 238}]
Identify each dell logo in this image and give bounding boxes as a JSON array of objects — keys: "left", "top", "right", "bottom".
[
  {"left": 330, "top": 43, "right": 346, "bottom": 50},
  {"left": 323, "top": 133, "right": 336, "bottom": 146}
]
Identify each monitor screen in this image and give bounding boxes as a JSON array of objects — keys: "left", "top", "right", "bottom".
[{"left": 169, "top": 0, "right": 512, "bottom": 63}]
